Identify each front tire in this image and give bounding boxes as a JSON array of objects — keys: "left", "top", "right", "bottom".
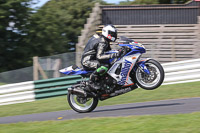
[
  {"left": 134, "top": 59, "right": 164, "bottom": 90},
  {"left": 67, "top": 93, "right": 98, "bottom": 113}
]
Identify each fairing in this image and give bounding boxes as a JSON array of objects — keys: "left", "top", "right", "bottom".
[{"left": 59, "top": 66, "right": 92, "bottom": 75}]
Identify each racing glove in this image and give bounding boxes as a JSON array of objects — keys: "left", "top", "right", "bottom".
[{"left": 111, "top": 49, "right": 123, "bottom": 58}]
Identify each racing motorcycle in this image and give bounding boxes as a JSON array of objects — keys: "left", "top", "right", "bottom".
[{"left": 60, "top": 36, "right": 165, "bottom": 113}]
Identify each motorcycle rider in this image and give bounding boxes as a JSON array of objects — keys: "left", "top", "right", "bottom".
[{"left": 81, "top": 24, "right": 122, "bottom": 91}]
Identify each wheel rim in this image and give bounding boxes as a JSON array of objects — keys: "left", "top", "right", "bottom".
[
  {"left": 70, "top": 94, "right": 94, "bottom": 111},
  {"left": 136, "top": 62, "right": 161, "bottom": 88}
]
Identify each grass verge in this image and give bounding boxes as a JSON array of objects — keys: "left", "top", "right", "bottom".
[
  {"left": 0, "top": 82, "right": 6, "bottom": 85},
  {"left": 1, "top": 112, "right": 200, "bottom": 133},
  {"left": 0, "top": 81, "right": 200, "bottom": 117}
]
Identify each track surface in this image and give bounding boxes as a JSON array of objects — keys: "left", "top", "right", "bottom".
[{"left": 1, "top": 97, "right": 200, "bottom": 124}]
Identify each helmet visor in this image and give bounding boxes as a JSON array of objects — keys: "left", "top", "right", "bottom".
[{"left": 108, "top": 30, "right": 117, "bottom": 42}]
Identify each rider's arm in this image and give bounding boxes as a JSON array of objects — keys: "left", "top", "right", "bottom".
[{"left": 96, "top": 42, "right": 117, "bottom": 60}]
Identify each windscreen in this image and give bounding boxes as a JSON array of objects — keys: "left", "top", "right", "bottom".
[{"left": 118, "top": 36, "right": 134, "bottom": 43}]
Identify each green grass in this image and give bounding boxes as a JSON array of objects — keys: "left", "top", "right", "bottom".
[
  {"left": 0, "top": 82, "right": 6, "bottom": 85},
  {"left": 0, "top": 81, "right": 200, "bottom": 117},
  {"left": 1, "top": 112, "right": 200, "bottom": 133}
]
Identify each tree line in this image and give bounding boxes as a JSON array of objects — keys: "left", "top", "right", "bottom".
[
  {"left": 0, "top": 0, "right": 191, "bottom": 72},
  {"left": 119, "top": 0, "right": 190, "bottom": 5},
  {"left": 0, "top": 0, "right": 94, "bottom": 72}
]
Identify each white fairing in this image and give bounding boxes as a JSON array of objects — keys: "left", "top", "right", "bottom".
[
  {"left": 59, "top": 66, "right": 74, "bottom": 73},
  {"left": 107, "top": 53, "right": 141, "bottom": 86},
  {"left": 59, "top": 66, "right": 81, "bottom": 73}
]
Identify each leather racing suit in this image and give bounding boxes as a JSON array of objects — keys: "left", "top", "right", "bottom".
[
  {"left": 81, "top": 34, "right": 119, "bottom": 90},
  {"left": 81, "top": 34, "right": 117, "bottom": 70}
]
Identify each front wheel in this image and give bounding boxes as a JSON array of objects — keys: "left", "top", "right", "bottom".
[
  {"left": 134, "top": 59, "right": 165, "bottom": 90},
  {"left": 67, "top": 93, "right": 98, "bottom": 113}
]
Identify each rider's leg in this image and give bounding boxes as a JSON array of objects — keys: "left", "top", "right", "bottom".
[
  {"left": 82, "top": 56, "right": 101, "bottom": 91},
  {"left": 82, "top": 56, "right": 110, "bottom": 91},
  {"left": 90, "top": 66, "right": 108, "bottom": 81},
  {"left": 89, "top": 65, "right": 109, "bottom": 90}
]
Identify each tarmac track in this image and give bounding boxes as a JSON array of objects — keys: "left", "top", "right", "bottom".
[{"left": 1, "top": 97, "right": 200, "bottom": 124}]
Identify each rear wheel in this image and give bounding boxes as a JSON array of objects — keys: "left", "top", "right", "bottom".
[
  {"left": 134, "top": 59, "right": 164, "bottom": 90},
  {"left": 67, "top": 93, "right": 98, "bottom": 113}
]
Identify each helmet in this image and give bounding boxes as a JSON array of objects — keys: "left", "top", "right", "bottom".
[{"left": 102, "top": 24, "right": 117, "bottom": 42}]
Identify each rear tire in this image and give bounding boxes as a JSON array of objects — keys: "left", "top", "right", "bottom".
[
  {"left": 67, "top": 93, "right": 98, "bottom": 113},
  {"left": 134, "top": 59, "right": 164, "bottom": 90}
]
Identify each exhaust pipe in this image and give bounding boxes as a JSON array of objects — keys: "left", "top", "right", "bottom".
[{"left": 68, "top": 87, "right": 87, "bottom": 97}]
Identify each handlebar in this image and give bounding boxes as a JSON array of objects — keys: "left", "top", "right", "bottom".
[
  {"left": 110, "top": 46, "right": 130, "bottom": 65},
  {"left": 120, "top": 46, "right": 129, "bottom": 58}
]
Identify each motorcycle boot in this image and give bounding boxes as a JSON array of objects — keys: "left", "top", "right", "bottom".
[
  {"left": 89, "top": 66, "right": 108, "bottom": 91},
  {"left": 88, "top": 71, "right": 100, "bottom": 91}
]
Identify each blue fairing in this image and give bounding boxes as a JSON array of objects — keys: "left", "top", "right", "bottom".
[
  {"left": 119, "top": 44, "right": 146, "bottom": 56},
  {"left": 62, "top": 70, "right": 92, "bottom": 75},
  {"left": 59, "top": 66, "right": 93, "bottom": 75}
]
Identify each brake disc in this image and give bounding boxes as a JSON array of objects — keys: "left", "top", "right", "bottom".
[
  {"left": 148, "top": 67, "right": 157, "bottom": 81},
  {"left": 141, "top": 66, "right": 157, "bottom": 83}
]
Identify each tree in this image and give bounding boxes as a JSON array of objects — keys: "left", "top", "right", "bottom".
[
  {"left": 0, "top": 0, "right": 32, "bottom": 72},
  {"left": 132, "top": 0, "right": 159, "bottom": 5},
  {"left": 0, "top": 0, "right": 96, "bottom": 72},
  {"left": 26, "top": 0, "right": 95, "bottom": 57},
  {"left": 119, "top": 0, "right": 159, "bottom": 5},
  {"left": 119, "top": 0, "right": 190, "bottom": 5},
  {"left": 119, "top": 0, "right": 133, "bottom": 5},
  {"left": 159, "top": 0, "right": 190, "bottom": 4}
]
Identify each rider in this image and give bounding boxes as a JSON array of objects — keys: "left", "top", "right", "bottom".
[{"left": 81, "top": 24, "right": 122, "bottom": 91}]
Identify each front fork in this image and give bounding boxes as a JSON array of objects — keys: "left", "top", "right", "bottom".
[{"left": 135, "top": 59, "right": 151, "bottom": 75}]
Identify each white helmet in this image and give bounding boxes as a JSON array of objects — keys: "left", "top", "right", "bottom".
[{"left": 102, "top": 24, "right": 117, "bottom": 42}]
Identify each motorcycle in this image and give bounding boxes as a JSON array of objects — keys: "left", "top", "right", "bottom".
[{"left": 59, "top": 36, "right": 165, "bottom": 113}]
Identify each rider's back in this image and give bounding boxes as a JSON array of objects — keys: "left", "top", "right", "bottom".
[{"left": 83, "top": 34, "right": 101, "bottom": 55}]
